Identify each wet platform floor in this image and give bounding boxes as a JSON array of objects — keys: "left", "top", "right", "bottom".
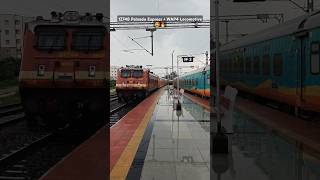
[
  {"left": 126, "top": 89, "right": 210, "bottom": 180},
  {"left": 211, "top": 109, "right": 320, "bottom": 180},
  {"left": 126, "top": 88, "right": 320, "bottom": 180}
]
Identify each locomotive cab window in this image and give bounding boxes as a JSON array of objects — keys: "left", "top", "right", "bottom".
[
  {"left": 121, "top": 70, "right": 131, "bottom": 78},
  {"left": 35, "top": 28, "right": 66, "bottom": 51},
  {"left": 311, "top": 43, "right": 320, "bottom": 74},
  {"left": 273, "top": 54, "right": 283, "bottom": 76},
  {"left": 132, "top": 70, "right": 143, "bottom": 78},
  {"left": 72, "top": 30, "right": 104, "bottom": 51}
]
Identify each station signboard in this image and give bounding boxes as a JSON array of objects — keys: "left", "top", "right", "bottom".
[{"left": 182, "top": 56, "right": 194, "bottom": 62}]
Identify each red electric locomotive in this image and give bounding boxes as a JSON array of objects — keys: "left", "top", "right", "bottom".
[
  {"left": 116, "top": 65, "right": 159, "bottom": 102},
  {"left": 19, "top": 11, "right": 109, "bottom": 127}
]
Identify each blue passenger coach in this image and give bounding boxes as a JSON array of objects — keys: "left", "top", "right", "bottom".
[
  {"left": 220, "top": 11, "right": 320, "bottom": 113},
  {"left": 174, "top": 66, "right": 210, "bottom": 97}
]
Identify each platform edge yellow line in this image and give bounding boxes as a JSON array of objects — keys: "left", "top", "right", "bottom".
[{"left": 110, "top": 89, "right": 163, "bottom": 180}]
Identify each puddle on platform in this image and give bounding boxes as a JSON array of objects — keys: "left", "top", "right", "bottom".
[
  {"left": 211, "top": 106, "right": 320, "bottom": 180},
  {"left": 131, "top": 89, "right": 320, "bottom": 180}
]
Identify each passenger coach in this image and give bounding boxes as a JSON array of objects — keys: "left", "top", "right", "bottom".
[
  {"left": 220, "top": 11, "right": 320, "bottom": 115},
  {"left": 174, "top": 66, "right": 210, "bottom": 98}
]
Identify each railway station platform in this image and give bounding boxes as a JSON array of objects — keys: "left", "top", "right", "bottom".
[
  {"left": 38, "top": 85, "right": 320, "bottom": 180},
  {"left": 208, "top": 94, "right": 320, "bottom": 180},
  {"left": 110, "top": 88, "right": 210, "bottom": 179}
]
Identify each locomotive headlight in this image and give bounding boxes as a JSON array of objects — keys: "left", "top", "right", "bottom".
[
  {"left": 63, "top": 11, "right": 80, "bottom": 21},
  {"left": 89, "top": 65, "right": 96, "bottom": 77},
  {"left": 38, "top": 65, "right": 45, "bottom": 76}
]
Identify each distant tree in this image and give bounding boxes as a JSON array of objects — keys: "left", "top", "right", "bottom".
[
  {"left": 110, "top": 80, "right": 116, "bottom": 89},
  {"left": 0, "top": 57, "right": 21, "bottom": 81}
]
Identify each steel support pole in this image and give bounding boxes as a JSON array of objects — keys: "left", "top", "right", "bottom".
[
  {"left": 225, "top": 21, "right": 229, "bottom": 43},
  {"left": 151, "top": 30, "right": 154, "bottom": 56},
  {"left": 215, "top": 0, "right": 221, "bottom": 131},
  {"left": 172, "top": 50, "right": 174, "bottom": 79},
  {"left": 206, "top": 50, "right": 209, "bottom": 66},
  {"left": 177, "top": 56, "right": 179, "bottom": 94}
]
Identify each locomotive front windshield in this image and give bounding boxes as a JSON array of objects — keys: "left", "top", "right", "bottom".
[
  {"left": 121, "top": 70, "right": 131, "bottom": 78},
  {"left": 132, "top": 70, "right": 143, "bottom": 78},
  {"left": 72, "top": 31, "right": 104, "bottom": 51},
  {"left": 35, "top": 29, "right": 66, "bottom": 50}
]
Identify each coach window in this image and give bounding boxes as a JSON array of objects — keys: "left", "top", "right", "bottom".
[
  {"left": 273, "top": 54, "right": 283, "bottom": 76},
  {"left": 225, "top": 59, "right": 228, "bottom": 73},
  {"left": 233, "top": 58, "right": 237, "bottom": 73},
  {"left": 234, "top": 58, "right": 238, "bottom": 73},
  {"left": 225, "top": 60, "right": 228, "bottom": 73},
  {"left": 231, "top": 58, "right": 234, "bottom": 73},
  {"left": 237, "top": 58, "right": 241, "bottom": 74},
  {"left": 239, "top": 57, "right": 244, "bottom": 74},
  {"left": 246, "top": 57, "right": 251, "bottom": 74},
  {"left": 237, "top": 58, "right": 240, "bottom": 74},
  {"left": 263, "top": 55, "right": 270, "bottom": 76},
  {"left": 253, "top": 56, "right": 260, "bottom": 75},
  {"left": 311, "top": 43, "right": 320, "bottom": 74}
]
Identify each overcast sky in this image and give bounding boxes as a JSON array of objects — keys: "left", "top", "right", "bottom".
[
  {"left": 0, "top": 0, "right": 108, "bottom": 17},
  {"left": 1, "top": 0, "right": 319, "bottom": 77},
  {"left": 110, "top": 0, "right": 210, "bottom": 77},
  {"left": 215, "top": 0, "right": 320, "bottom": 41},
  {"left": 111, "top": 0, "right": 320, "bottom": 77}
]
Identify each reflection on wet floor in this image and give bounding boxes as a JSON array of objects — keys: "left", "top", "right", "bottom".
[
  {"left": 139, "top": 89, "right": 210, "bottom": 180},
  {"left": 211, "top": 108, "right": 320, "bottom": 180},
  {"left": 129, "top": 88, "right": 320, "bottom": 180}
]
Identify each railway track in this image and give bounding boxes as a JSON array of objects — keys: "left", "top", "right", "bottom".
[
  {"left": 0, "top": 103, "right": 25, "bottom": 128},
  {"left": 109, "top": 98, "right": 141, "bottom": 127},
  {"left": 0, "top": 93, "right": 138, "bottom": 179},
  {"left": 0, "top": 94, "right": 119, "bottom": 128},
  {"left": 0, "top": 133, "right": 53, "bottom": 180},
  {"left": 110, "top": 97, "right": 118, "bottom": 102},
  {"left": 0, "top": 103, "right": 22, "bottom": 117},
  {"left": 0, "top": 124, "right": 101, "bottom": 180}
]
